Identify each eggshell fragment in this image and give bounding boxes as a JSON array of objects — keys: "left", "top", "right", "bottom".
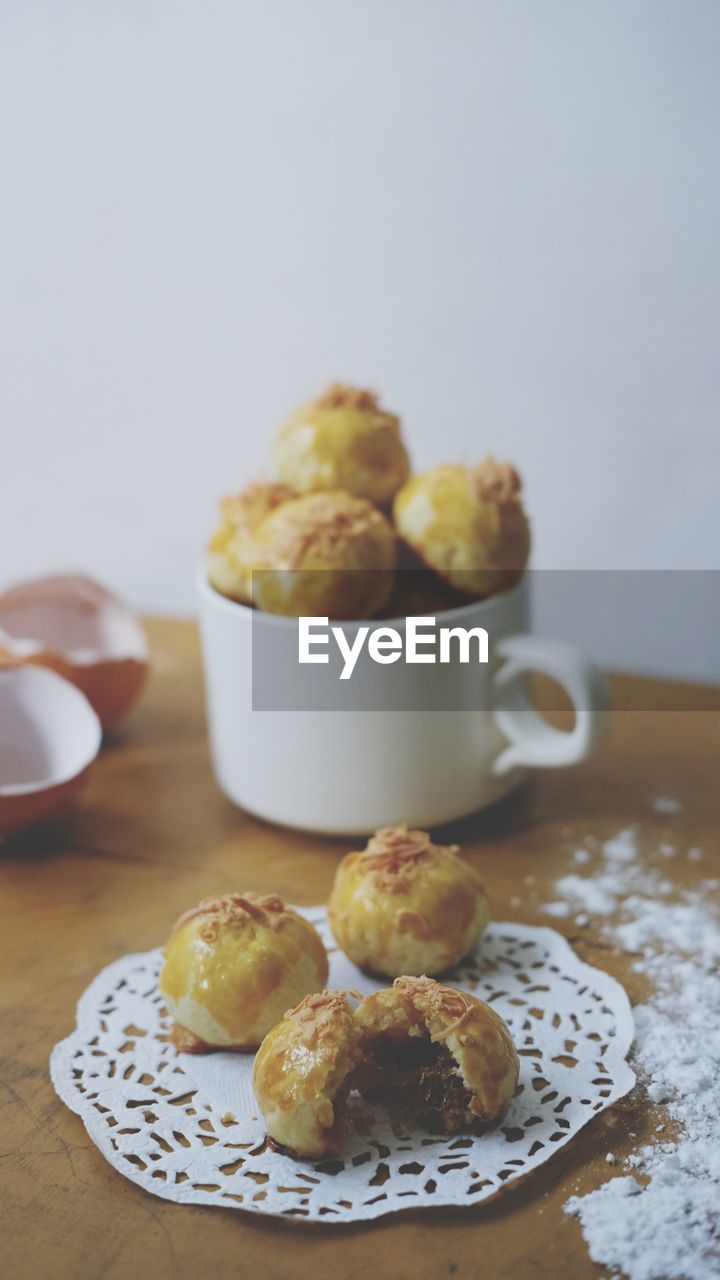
[
  {"left": 0, "top": 664, "right": 102, "bottom": 838},
  {"left": 0, "top": 575, "right": 148, "bottom": 729}
]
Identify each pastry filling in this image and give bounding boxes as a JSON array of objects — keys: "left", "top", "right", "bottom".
[{"left": 359, "top": 1034, "right": 474, "bottom": 1134}]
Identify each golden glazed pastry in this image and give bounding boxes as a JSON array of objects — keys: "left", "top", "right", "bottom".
[
  {"left": 159, "top": 893, "right": 328, "bottom": 1053},
  {"left": 249, "top": 490, "right": 396, "bottom": 619},
  {"left": 252, "top": 978, "right": 519, "bottom": 1155},
  {"left": 354, "top": 976, "right": 519, "bottom": 1134},
  {"left": 273, "top": 383, "right": 411, "bottom": 505},
  {"left": 327, "top": 824, "right": 489, "bottom": 977},
  {"left": 393, "top": 458, "right": 531, "bottom": 598},
  {"left": 252, "top": 990, "right": 363, "bottom": 1158},
  {"left": 207, "top": 482, "right": 295, "bottom": 603}
]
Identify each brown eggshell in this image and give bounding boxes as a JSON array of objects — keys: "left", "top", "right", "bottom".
[
  {"left": 0, "top": 664, "right": 102, "bottom": 839},
  {"left": 0, "top": 575, "right": 149, "bottom": 729}
]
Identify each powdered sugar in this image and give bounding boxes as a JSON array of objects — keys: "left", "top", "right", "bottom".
[
  {"left": 653, "top": 797, "right": 683, "bottom": 815},
  {"left": 554, "top": 872, "right": 620, "bottom": 915},
  {"left": 603, "top": 829, "right": 638, "bottom": 864},
  {"left": 554, "top": 825, "right": 720, "bottom": 1279},
  {"left": 613, "top": 894, "right": 720, "bottom": 964},
  {"left": 540, "top": 900, "right": 571, "bottom": 917}
]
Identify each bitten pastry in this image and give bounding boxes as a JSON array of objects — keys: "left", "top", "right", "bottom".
[
  {"left": 252, "top": 979, "right": 519, "bottom": 1155},
  {"left": 252, "top": 990, "right": 363, "bottom": 1158},
  {"left": 249, "top": 490, "right": 396, "bottom": 619},
  {"left": 354, "top": 976, "right": 519, "bottom": 1134},
  {"left": 207, "top": 482, "right": 295, "bottom": 603},
  {"left": 273, "top": 383, "right": 411, "bottom": 505},
  {"left": 393, "top": 458, "right": 531, "bottom": 598},
  {"left": 159, "top": 893, "right": 328, "bottom": 1053},
  {"left": 327, "top": 824, "right": 489, "bottom": 977}
]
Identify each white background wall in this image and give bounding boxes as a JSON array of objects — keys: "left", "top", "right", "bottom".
[{"left": 1, "top": 2, "right": 718, "bottom": 677}]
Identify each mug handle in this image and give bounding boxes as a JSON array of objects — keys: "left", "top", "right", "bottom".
[{"left": 491, "top": 634, "right": 611, "bottom": 775}]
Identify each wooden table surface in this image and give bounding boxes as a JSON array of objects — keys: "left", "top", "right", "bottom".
[{"left": 2, "top": 618, "right": 718, "bottom": 1280}]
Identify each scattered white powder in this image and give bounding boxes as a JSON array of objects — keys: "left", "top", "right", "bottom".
[
  {"left": 551, "top": 873, "right": 619, "bottom": 916},
  {"left": 549, "top": 825, "right": 720, "bottom": 1279},
  {"left": 658, "top": 842, "right": 675, "bottom": 858},
  {"left": 613, "top": 892, "right": 720, "bottom": 963},
  {"left": 688, "top": 848, "right": 703, "bottom": 863},
  {"left": 574, "top": 848, "right": 592, "bottom": 865},
  {"left": 653, "top": 796, "right": 682, "bottom": 814},
  {"left": 541, "top": 901, "right": 571, "bottom": 917},
  {"left": 599, "top": 1175, "right": 643, "bottom": 1198},
  {"left": 603, "top": 828, "right": 638, "bottom": 863},
  {"left": 575, "top": 913, "right": 590, "bottom": 927}
]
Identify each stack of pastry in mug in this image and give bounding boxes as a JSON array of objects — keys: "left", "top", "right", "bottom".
[
  {"left": 207, "top": 383, "right": 531, "bottom": 618},
  {"left": 159, "top": 825, "right": 520, "bottom": 1158}
]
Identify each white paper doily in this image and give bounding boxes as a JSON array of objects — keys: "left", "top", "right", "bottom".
[{"left": 50, "top": 909, "right": 635, "bottom": 1222}]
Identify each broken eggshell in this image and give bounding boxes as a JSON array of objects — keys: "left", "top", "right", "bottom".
[
  {"left": 0, "top": 575, "right": 148, "bottom": 729},
  {"left": 0, "top": 663, "right": 102, "bottom": 839}
]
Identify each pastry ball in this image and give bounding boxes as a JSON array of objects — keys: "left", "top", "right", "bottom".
[
  {"left": 207, "top": 482, "right": 295, "bottom": 603},
  {"left": 328, "top": 824, "right": 489, "bottom": 978},
  {"left": 159, "top": 893, "right": 328, "bottom": 1053},
  {"left": 393, "top": 458, "right": 531, "bottom": 598},
  {"left": 273, "top": 383, "right": 410, "bottom": 505},
  {"left": 250, "top": 490, "right": 396, "bottom": 619},
  {"left": 355, "top": 976, "right": 519, "bottom": 1133},
  {"left": 253, "top": 979, "right": 519, "bottom": 1155},
  {"left": 253, "top": 990, "right": 362, "bottom": 1158}
]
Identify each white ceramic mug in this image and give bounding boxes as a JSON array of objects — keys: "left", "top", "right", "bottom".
[{"left": 196, "top": 571, "right": 610, "bottom": 835}]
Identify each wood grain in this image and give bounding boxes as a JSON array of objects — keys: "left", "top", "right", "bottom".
[{"left": 1, "top": 617, "right": 718, "bottom": 1280}]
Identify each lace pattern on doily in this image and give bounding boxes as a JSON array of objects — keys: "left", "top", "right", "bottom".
[{"left": 50, "top": 910, "right": 635, "bottom": 1222}]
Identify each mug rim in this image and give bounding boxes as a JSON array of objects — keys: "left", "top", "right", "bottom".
[{"left": 195, "top": 565, "right": 528, "bottom": 631}]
